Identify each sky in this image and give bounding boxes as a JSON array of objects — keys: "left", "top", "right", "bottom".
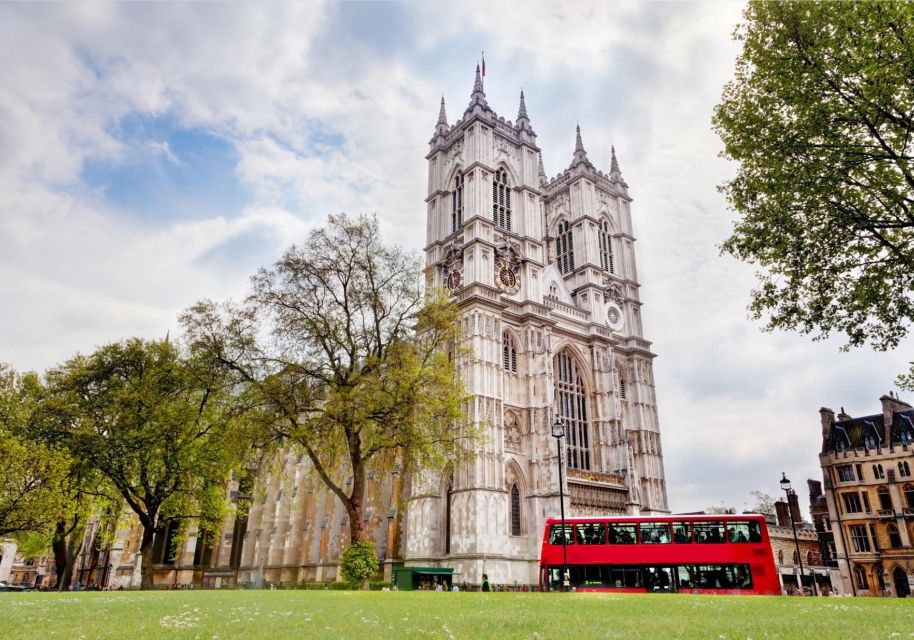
[{"left": 1, "top": 1, "right": 911, "bottom": 517}]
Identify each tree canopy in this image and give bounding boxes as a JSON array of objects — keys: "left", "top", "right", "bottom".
[
  {"left": 39, "top": 338, "right": 255, "bottom": 588},
  {"left": 0, "top": 364, "right": 69, "bottom": 538},
  {"left": 713, "top": 1, "right": 914, "bottom": 380},
  {"left": 182, "top": 213, "right": 474, "bottom": 544}
]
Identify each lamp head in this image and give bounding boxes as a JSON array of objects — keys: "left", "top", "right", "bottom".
[
  {"left": 779, "top": 472, "right": 791, "bottom": 492},
  {"left": 551, "top": 418, "right": 565, "bottom": 439}
]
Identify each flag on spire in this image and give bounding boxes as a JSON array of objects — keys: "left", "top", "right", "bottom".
[{"left": 481, "top": 51, "right": 486, "bottom": 77}]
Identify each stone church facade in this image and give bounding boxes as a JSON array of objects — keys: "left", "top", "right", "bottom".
[{"left": 84, "top": 68, "right": 668, "bottom": 590}]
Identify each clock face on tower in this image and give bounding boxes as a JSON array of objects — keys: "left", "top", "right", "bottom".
[
  {"left": 446, "top": 269, "right": 462, "bottom": 293},
  {"left": 498, "top": 266, "right": 517, "bottom": 290},
  {"left": 606, "top": 303, "right": 624, "bottom": 331},
  {"left": 493, "top": 257, "right": 520, "bottom": 294}
]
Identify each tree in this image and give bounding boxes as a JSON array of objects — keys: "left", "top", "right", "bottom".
[
  {"left": 40, "top": 339, "right": 255, "bottom": 589},
  {"left": 712, "top": 2, "right": 914, "bottom": 382},
  {"left": 749, "top": 491, "right": 776, "bottom": 516},
  {"left": 181, "top": 213, "right": 474, "bottom": 544},
  {"left": 339, "top": 541, "right": 379, "bottom": 588},
  {"left": 0, "top": 365, "right": 69, "bottom": 538}
]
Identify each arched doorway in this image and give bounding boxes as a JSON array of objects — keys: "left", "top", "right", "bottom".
[{"left": 893, "top": 566, "right": 911, "bottom": 598}]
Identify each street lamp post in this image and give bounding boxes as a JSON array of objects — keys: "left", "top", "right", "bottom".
[
  {"left": 552, "top": 418, "right": 569, "bottom": 591},
  {"left": 780, "top": 472, "right": 817, "bottom": 596}
]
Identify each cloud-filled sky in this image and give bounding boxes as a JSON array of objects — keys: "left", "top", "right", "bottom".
[{"left": 2, "top": 1, "right": 910, "bottom": 516}]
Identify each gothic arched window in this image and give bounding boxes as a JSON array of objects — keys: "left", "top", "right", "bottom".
[
  {"left": 599, "top": 219, "right": 614, "bottom": 273},
  {"left": 556, "top": 220, "right": 575, "bottom": 275},
  {"left": 503, "top": 332, "right": 517, "bottom": 373},
  {"left": 445, "top": 482, "right": 453, "bottom": 554},
  {"left": 899, "top": 461, "right": 911, "bottom": 477},
  {"left": 888, "top": 524, "right": 902, "bottom": 549},
  {"left": 554, "top": 350, "right": 591, "bottom": 470},
  {"left": 905, "top": 484, "right": 914, "bottom": 508},
  {"left": 873, "top": 464, "right": 885, "bottom": 480},
  {"left": 493, "top": 168, "right": 511, "bottom": 231},
  {"left": 452, "top": 172, "right": 464, "bottom": 232},
  {"left": 510, "top": 484, "right": 521, "bottom": 536},
  {"left": 777, "top": 549, "right": 784, "bottom": 565},
  {"left": 619, "top": 377, "right": 627, "bottom": 400}
]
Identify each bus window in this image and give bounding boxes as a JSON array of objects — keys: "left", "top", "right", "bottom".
[
  {"left": 549, "top": 524, "right": 574, "bottom": 545},
  {"left": 643, "top": 566, "right": 674, "bottom": 592},
  {"left": 640, "top": 522, "right": 671, "bottom": 544},
  {"left": 681, "top": 564, "right": 753, "bottom": 589},
  {"left": 672, "top": 522, "right": 692, "bottom": 543},
  {"left": 607, "top": 523, "right": 638, "bottom": 544},
  {"left": 608, "top": 566, "right": 642, "bottom": 588},
  {"left": 728, "top": 521, "right": 762, "bottom": 543},
  {"left": 576, "top": 522, "right": 606, "bottom": 545},
  {"left": 693, "top": 521, "right": 726, "bottom": 543}
]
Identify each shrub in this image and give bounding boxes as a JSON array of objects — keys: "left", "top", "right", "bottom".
[{"left": 339, "top": 541, "right": 379, "bottom": 588}]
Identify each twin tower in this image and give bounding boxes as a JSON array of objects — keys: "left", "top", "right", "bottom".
[{"left": 408, "top": 66, "right": 669, "bottom": 583}]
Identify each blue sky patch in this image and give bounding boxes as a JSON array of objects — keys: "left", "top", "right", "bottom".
[{"left": 81, "top": 113, "right": 250, "bottom": 224}]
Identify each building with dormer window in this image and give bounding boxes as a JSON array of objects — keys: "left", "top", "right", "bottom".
[{"left": 819, "top": 394, "right": 914, "bottom": 597}]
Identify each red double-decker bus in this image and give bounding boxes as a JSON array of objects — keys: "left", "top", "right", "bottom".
[{"left": 539, "top": 514, "right": 780, "bottom": 595}]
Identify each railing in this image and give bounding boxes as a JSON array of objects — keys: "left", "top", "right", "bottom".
[
  {"left": 876, "top": 509, "right": 896, "bottom": 519},
  {"left": 902, "top": 507, "right": 914, "bottom": 518}
]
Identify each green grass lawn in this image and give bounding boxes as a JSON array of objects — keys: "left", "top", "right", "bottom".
[{"left": 1, "top": 590, "right": 912, "bottom": 639}]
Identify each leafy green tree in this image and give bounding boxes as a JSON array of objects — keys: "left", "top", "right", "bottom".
[
  {"left": 40, "top": 339, "right": 255, "bottom": 589},
  {"left": 713, "top": 1, "right": 914, "bottom": 382},
  {"left": 339, "top": 541, "right": 379, "bottom": 588},
  {"left": 182, "top": 214, "right": 474, "bottom": 544},
  {"left": 0, "top": 365, "right": 69, "bottom": 538}
]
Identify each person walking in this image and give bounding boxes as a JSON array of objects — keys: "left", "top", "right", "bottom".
[{"left": 481, "top": 574, "right": 491, "bottom": 592}]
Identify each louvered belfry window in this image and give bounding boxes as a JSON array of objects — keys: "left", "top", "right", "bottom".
[
  {"left": 554, "top": 350, "right": 590, "bottom": 470},
  {"left": 556, "top": 220, "right": 575, "bottom": 274},
  {"left": 599, "top": 219, "right": 614, "bottom": 273},
  {"left": 493, "top": 168, "right": 511, "bottom": 231},
  {"left": 452, "top": 172, "right": 464, "bottom": 232},
  {"left": 503, "top": 332, "right": 517, "bottom": 372}
]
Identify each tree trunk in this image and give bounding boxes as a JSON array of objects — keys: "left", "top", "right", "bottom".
[
  {"left": 139, "top": 524, "right": 157, "bottom": 590},
  {"left": 346, "top": 455, "right": 366, "bottom": 544},
  {"left": 52, "top": 520, "right": 68, "bottom": 591}
]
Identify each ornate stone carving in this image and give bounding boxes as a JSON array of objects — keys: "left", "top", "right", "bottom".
[
  {"left": 494, "top": 236, "right": 522, "bottom": 294},
  {"left": 504, "top": 411, "right": 522, "bottom": 453}
]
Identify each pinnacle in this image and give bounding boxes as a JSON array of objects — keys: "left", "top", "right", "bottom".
[
  {"left": 467, "top": 63, "right": 487, "bottom": 112},
  {"left": 572, "top": 124, "right": 590, "bottom": 165},
  {"left": 610, "top": 144, "right": 623, "bottom": 180},
  {"left": 517, "top": 89, "right": 528, "bottom": 121},
  {"left": 438, "top": 95, "right": 448, "bottom": 126},
  {"left": 538, "top": 152, "right": 546, "bottom": 178}
]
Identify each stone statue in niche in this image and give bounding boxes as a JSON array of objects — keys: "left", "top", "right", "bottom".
[{"left": 504, "top": 411, "right": 522, "bottom": 452}]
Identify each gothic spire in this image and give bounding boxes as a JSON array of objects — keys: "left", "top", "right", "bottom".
[
  {"left": 467, "top": 63, "right": 488, "bottom": 111},
  {"left": 572, "top": 124, "right": 590, "bottom": 166},
  {"left": 438, "top": 95, "right": 448, "bottom": 126},
  {"left": 609, "top": 144, "right": 623, "bottom": 181},
  {"left": 435, "top": 95, "right": 449, "bottom": 136},
  {"left": 518, "top": 90, "right": 528, "bottom": 121},
  {"left": 538, "top": 151, "right": 547, "bottom": 187}
]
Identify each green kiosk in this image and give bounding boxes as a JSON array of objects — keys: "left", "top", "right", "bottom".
[{"left": 391, "top": 566, "right": 455, "bottom": 591}]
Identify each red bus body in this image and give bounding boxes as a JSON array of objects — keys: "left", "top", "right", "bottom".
[{"left": 539, "top": 514, "right": 780, "bottom": 595}]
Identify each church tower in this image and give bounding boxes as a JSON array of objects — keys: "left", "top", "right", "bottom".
[{"left": 407, "top": 67, "right": 668, "bottom": 586}]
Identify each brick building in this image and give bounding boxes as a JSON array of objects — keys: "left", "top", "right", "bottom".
[{"left": 818, "top": 394, "right": 914, "bottom": 597}]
